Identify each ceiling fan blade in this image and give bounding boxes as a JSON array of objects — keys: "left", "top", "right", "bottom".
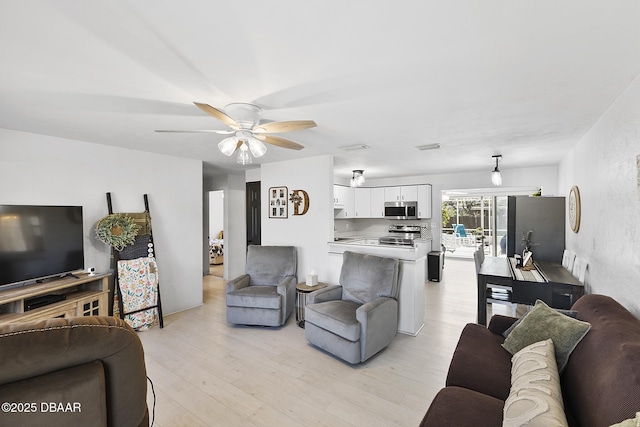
[
  {"left": 254, "top": 120, "right": 317, "bottom": 134},
  {"left": 193, "top": 102, "right": 241, "bottom": 130},
  {"left": 155, "top": 129, "right": 235, "bottom": 134},
  {"left": 257, "top": 134, "right": 305, "bottom": 150}
]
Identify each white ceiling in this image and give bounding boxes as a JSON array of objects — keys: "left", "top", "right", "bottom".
[{"left": 1, "top": 1, "right": 638, "bottom": 180}]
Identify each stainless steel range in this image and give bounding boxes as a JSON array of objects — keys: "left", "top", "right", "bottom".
[{"left": 379, "top": 225, "right": 422, "bottom": 246}]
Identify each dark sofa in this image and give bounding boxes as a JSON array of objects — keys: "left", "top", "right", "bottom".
[{"left": 421, "top": 294, "right": 640, "bottom": 427}]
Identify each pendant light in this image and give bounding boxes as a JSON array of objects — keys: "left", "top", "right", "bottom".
[
  {"left": 350, "top": 170, "right": 365, "bottom": 187},
  {"left": 491, "top": 155, "right": 502, "bottom": 186}
]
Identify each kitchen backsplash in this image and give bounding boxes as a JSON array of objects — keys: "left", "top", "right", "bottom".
[{"left": 335, "top": 218, "right": 433, "bottom": 239}]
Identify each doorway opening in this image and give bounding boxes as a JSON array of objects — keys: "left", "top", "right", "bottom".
[
  {"left": 208, "top": 190, "right": 224, "bottom": 277},
  {"left": 442, "top": 194, "right": 507, "bottom": 259},
  {"left": 441, "top": 187, "right": 537, "bottom": 259}
]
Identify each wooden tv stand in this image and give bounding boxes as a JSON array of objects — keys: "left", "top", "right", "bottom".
[{"left": 0, "top": 272, "right": 111, "bottom": 326}]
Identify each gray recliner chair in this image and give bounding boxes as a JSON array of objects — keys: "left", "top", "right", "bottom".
[
  {"left": 304, "top": 251, "right": 400, "bottom": 364},
  {"left": 226, "top": 245, "right": 297, "bottom": 326}
]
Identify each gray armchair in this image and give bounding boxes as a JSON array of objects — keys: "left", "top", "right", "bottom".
[
  {"left": 226, "top": 245, "right": 297, "bottom": 326},
  {"left": 304, "top": 251, "right": 400, "bottom": 364}
]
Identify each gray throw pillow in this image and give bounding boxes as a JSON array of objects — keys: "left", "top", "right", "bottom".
[
  {"left": 503, "top": 308, "right": 578, "bottom": 338},
  {"left": 502, "top": 300, "right": 591, "bottom": 373}
]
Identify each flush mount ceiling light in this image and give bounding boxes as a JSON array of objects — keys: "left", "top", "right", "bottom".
[
  {"left": 491, "top": 155, "right": 503, "bottom": 186},
  {"left": 350, "top": 170, "right": 365, "bottom": 187},
  {"left": 416, "top": 143, "right": 441, "bottom": 151}
]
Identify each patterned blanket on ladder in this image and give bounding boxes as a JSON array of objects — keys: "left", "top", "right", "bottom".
[{"left": 116, "top": 257, "right": 159, "bottom": 331}]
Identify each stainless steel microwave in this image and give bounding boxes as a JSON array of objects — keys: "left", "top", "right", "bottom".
[{"left": 384, "top": 201, "right": 417, "bottom": 220}]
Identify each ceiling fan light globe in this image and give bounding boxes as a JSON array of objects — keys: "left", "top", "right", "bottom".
[
  {"left": 237, "top": 144, "right": 252, "bottom": 165},
  {"left": 218, "top": 137, "right": 238, "bottom": 156},
  {"left": 247, "top": 138, "right": 267, "bottom": 158}
]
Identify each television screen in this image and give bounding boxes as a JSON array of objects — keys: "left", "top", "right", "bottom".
[{"left": 0, "top": 205, "right": 84, "bottom": 287}]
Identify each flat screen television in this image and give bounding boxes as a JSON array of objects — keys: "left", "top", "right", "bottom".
[{"left": 0, "top": 205, "right": 84, "bottom": 288}]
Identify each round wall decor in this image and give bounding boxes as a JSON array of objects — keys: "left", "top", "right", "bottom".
[
  {"left": 95, "top": 213, "right": 141, "bottom": 251},
  {"left": 568, "top": 186, "right": 581, "bottom": 233}
]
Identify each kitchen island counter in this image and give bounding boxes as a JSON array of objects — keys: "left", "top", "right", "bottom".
[
  {"left": 326, "top": 239, "right": 430, "bottom": 336},
  {"left": 328, "top": 239, "right": 429, "bottom": 260}
]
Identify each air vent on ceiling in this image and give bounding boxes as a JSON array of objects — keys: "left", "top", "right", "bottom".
[
  {"left": 416, "top": 143, "right": 441, "bottom": 151},
  {"left": 339, "top": 144, "right": 370, "bottom": 151}
]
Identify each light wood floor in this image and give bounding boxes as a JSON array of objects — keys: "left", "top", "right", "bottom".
[
  {"left": 209, "top": 263, "right": 223, "bottom": 277},
  {"left": 140, "top": 257, "right": 515, "bottom": 427}
]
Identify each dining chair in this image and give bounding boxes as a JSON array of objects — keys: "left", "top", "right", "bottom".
[
  {"left": 562, "top": 249, "right": 576, "bottom": 271},
  {"left": 572, "top": 256, "right": 588, "bottom": 283}
]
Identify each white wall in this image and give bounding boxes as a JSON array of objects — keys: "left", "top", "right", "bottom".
[
  {"left": 559, "top": 74, "right": 640, "bottom": 316},
  {"left": 225, "top": 174, "right": 247, "bottom": 279},
  {"left": 245, "top": 168, "right": 261, "bottom": 183},
  {"left": 204, "top": 173, "right": 247, "bottom": 279},
  {"left": 0, "top": 129, "right": 203, "bottom": 315},
  {"left": 261, "top": 155, "right": 334, "bottom": 283}
]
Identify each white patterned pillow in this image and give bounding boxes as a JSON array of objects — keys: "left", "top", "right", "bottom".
[
  {"left": 609, "top": 413, "right": 640, "bottom": 427},
  {"left": 503, "top": 339, "right": 568, "bottom": 427}
]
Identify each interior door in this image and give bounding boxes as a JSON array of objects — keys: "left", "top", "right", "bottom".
[{"left": 246, "top": 181, "right": 261, "bottom": 246}]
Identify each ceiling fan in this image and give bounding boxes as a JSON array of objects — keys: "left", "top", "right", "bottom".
[{"left": 156, "top": 102, "right": 316, "bottom": 164}]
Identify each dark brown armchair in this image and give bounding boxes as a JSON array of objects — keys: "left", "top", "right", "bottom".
[{"left": 0, "top": 316, "right": 148, "bottom": 427}]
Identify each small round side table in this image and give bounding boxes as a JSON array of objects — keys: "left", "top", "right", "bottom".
[{"left": 295, "top": 282, "right": 328, "bottom": 328}]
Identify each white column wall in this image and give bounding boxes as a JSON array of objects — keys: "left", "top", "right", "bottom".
[
  {"left": 205, "top": 173, "right": 247, "bottom": 280},
  {"left": 260, "top": 155, "right": 334, "bottom": 283},
  {"left": 0, "top": 129, "right": 203, "bottom": 315}
]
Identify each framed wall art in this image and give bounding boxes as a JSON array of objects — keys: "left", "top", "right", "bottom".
[{"left": 269, "top": 186, "right": 288, "bottom": 218}]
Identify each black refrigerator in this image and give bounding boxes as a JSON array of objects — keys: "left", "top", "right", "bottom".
[{"left": 507, "top": 196, "right": 565, "bottom": 263}]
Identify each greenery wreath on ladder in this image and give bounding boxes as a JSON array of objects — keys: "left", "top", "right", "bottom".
[{"left": 95, "top": 213, "right": 141, "bottom": 251}]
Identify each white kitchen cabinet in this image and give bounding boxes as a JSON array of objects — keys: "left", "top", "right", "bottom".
[
  {"left": 354, "top": 188, "right": 371, "bottom": 218},
  {"left": 334, "top": 185, "right": 354, "bottom": 218},
  {"left": 384, "top": 185, "right": 418, "bottom": 202},
  {"left": 417, "top": 184, "right": 432, "bottom": 219},
  {"left": 401, "top": 185, "right": 418, "bottom": 201},
  {"left": 370, "top": 187, "right": 385, "bottom": 218},
  {"left": 384, "top": 187, "right": 401, "bottom": 202},
  {"left": 333, "top": 184, "right": 347, "bottom": 206}
]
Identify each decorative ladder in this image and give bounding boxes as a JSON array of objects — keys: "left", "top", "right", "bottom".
[{"left": 107, "top": 192, "right": 164, "bottom": 329}]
